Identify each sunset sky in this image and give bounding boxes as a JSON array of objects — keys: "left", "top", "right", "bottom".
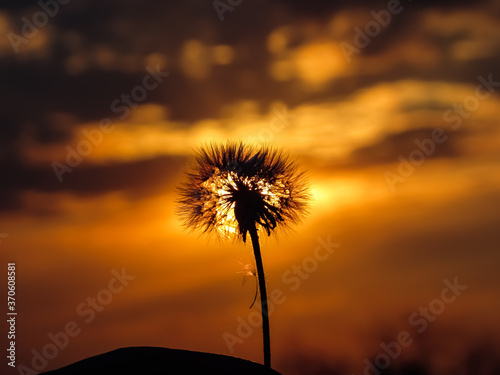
[{"left": 1, "top": 1, "right": 500, "bottom": 374}]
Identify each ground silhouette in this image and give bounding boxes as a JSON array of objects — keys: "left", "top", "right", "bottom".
[{"left": 40, "top": 347, "right": 282, "bottom": 375}]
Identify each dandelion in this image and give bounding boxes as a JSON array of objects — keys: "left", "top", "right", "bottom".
[{"left": 177, "top": 141, "right": 310, "bottom": 369}]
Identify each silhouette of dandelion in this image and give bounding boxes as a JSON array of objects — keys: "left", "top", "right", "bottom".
[{"left": 177, "top": 141, "right": 310, "bottom": 369}]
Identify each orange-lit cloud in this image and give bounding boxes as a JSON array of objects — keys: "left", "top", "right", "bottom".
[{"left": 20, "top": 79, "right": 497, "bottom": 168}]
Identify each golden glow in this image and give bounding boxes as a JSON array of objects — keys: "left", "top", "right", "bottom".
[
  {"left": 144, "top": 53, "right": 168, "bottom": 70},
  {"left": 181, "top": 39, "right": 210, "bottom": 79},
  {"left": 291, "top": 41, "right": 348, "bottom": 87},
  {"left": 268, "top": 39, "right": 349, "bottom": 86},
  {"left": 201, "top": 170, "right": 239, "bottom": 238},
  {"left": 200, "top": 169, "right": 284, "bottom": 238},
  {"left": 212, "top": 45, "right": 234, "bottom": 65},
  {"left": 267, "top": 27, "right": 291, "bottom": 54}
]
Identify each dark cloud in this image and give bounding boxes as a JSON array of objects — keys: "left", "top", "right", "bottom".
[
  {"left": 349, "top": 127, "right": 462, "bottom": 167},
  {"left": 0, "top": 155, "right": 186, "bottom": 212},
  {"left": 0, "top": 0, "right": 497, "bottom": 159},
  {"left": 273, "top": 0, "right": 488, "bottom": 18}
]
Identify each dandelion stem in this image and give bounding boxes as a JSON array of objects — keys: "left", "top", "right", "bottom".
[{"left": 249, "top": 223, "right": 271, "bottom": 369}]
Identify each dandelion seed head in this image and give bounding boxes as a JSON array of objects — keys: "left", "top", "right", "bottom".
[{"left": 177, "top": 141, "right": 310, "bottom": 242}]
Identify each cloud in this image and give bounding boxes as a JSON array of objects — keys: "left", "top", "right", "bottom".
[
  {"left": 422, "top": 8, "right": 500, "bottom": 61},
  {"left": 349, "top": 127, "right": 462, "bottom": 167},
  {"left": 0, "top": 154, "right": 186, "bottom": 212},
  {"left": 180, "top": 39, "right": 235, "bottom": 80},
  {"left": 2, "top": 1, "right": 500, "bottom": 162},
  {"left": 13, "top": 77, "right": 500, "bottom": 173}
]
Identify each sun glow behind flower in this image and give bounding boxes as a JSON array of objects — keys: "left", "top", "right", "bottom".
[
  {"left": 201, "top": 169, "right": 239, "bottom": 238},
  {"left": 200, "top": 167, "right": 288, "bottom": 239},
  {"left": 177, "top": 142, "right": 310, "bottom": 243}
]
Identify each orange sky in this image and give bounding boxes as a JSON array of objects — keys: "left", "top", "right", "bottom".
[{"left": 1, "top": 1, "right": 500, "bottom": 374}]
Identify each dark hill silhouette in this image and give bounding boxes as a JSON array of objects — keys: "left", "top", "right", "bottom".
[{"left": 40, "top": 347, "right": 282, "bottom": 375}]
